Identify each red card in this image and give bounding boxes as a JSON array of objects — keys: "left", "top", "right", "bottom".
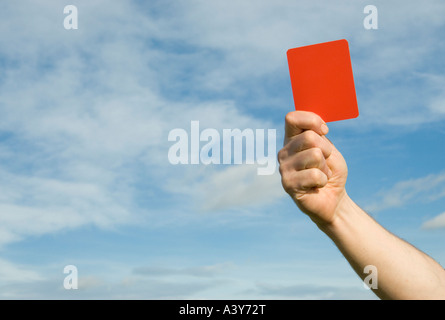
[{"left": 287, "top": 39, "right": 359, "bottom": 122}]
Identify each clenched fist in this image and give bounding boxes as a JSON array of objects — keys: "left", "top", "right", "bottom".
[{"left": 278, "top": 111, "right": 348, "bottom": 226}]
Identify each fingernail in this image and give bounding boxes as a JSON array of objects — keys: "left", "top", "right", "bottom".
[{"left": 321, "top": 123, "right": 329, "bottom": 135}]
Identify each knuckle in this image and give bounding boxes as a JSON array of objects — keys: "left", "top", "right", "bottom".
[
  {"left": 277, "top": 148, "right": 287, "bottom": 163},
  {"left": 325, "top": 140, "right": 333, "bottom": 157},
  {"left": 310, "top": 148, "right": 324, "bottom": 163},
  {"left": 307, "top": 115, "right": 319, "bottom": 129},
  {"left": 278, "top": 161, "right": 293, "bottom": 179},
  {"left": 308, "top": 168, "right": 323, "bottom": 184},
  {"left": 278, "top": 163, "right": 285, "bottom": 176},
  {"left": 284, "top": 112, "right": 294, "bottom": 125},
  {"left": 306, "top": 168, "right": 317, "bottom": 181},
  {"left": 302, "top": 130, "right": 319, "bottom": 147},
  {"left": 281, "top": 175, "right": 294, "bottom": 194}
]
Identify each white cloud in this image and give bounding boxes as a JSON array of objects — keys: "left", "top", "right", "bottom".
[
  {"left": 423, "top": 74, "right": 445, "bottom": 115},
  {"left": 133, "top": 262, "right": 234, "bottom": 278},
  {"left": 422, "top": 212, "right": 445, "bottom": 229},
  {"left": 196, "top": 165, "right": 284, "bottom": 212},
  {"left": 252, "top": 281, "right": 377, "bottom": 300},
  {"left": 0, "top": 169, "right": 132, "bottom": 247},
  {"left": 0, "top": 258, "right": 42, "bottom": 283},
  {"left": 0, "top": 261, "right": 230, "bottom": 299},
  {"left": 365, "top": 172, "right": 445, "bottom": 212},
  {"left": 429, "top": 96, "right": 445, "bottom": 115}
]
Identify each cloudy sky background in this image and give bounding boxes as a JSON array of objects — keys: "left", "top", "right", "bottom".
[{"left": 0, "top": 0, "right": 444, "bottom": 299}]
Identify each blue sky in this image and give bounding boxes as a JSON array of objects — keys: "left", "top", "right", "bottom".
[{"left": 0, "top": 0, "right": 445, "bottom": 299}]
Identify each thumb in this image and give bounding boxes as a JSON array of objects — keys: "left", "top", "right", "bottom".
[{"left": 284, "top": 111, "right": 328, "bottom": 144}]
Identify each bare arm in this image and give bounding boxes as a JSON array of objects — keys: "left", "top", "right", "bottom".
[{"left": 278, "top": 111, "right": 445, "bottom": 300}]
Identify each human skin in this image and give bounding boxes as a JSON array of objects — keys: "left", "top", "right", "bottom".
[{"left": 278, "top": 110, "right": 445, "bottom": 300}]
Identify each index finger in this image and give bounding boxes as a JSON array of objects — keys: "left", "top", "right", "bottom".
[{"left": 284, "top": 111, "right": 328, "bottom": 144}]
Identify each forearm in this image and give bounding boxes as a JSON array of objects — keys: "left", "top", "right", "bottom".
[{"left": 318, "top": 193, "right": 445, "bottom": 300}]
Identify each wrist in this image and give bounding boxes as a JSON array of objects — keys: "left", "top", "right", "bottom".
[{"left": 315, "top": 191, "right": 357, "bottom": 235}]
